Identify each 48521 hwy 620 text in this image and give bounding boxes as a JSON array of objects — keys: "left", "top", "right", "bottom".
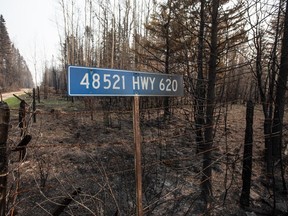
[{"left": 68, "top": 66, "right": 184, "bottom": 97}]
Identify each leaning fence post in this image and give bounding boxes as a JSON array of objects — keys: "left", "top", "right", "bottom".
[
  {"left": 19, "top": 100, "right": 26, "bottom": 137},
  {"left": 12, "top": 94, "right": 28, "bottom": 136},
  {"left": 0, "top": 102, "right": 10, "bottom": 216}
]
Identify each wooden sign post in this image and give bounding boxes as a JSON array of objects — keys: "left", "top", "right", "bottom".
[{"left": 133, "top": 95, "right": 143, "bottom": 216}]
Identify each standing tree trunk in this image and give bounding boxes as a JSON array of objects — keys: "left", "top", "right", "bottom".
[
  {"left": 0, "top": 102, "right": 10, "bottom": 216},
  {"left": 271, "top": 0, "right": 288, "bottom": 160},
  {"left": 163, "top": 0, "right": 172, "bottom": 120},
  {"left": 201, "top": 0, "right": 219, "bottom": 210},
  {"left": 240, "top": 100, "right": 254, "bottom": 208},
  {"left": 194, "top": 0, "right": 206, "bottom": 154},
  {"left": 252, "top": 0, "right": 282, "bottom": 178}
]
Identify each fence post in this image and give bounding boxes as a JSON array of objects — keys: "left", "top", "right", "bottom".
[
  {"left": 240, "top": 100, "right": 254, "bottom": 208},
  {"left": 19, "top": 100, "right": 26, "bottom": 137},
  {"left": 33, "top": 88, "right": 36, "bottom": 123},
  {"left": 0, "top": 102, "right": 10, "bottom": 216},
  {"left": 37, "top": 86, "right": 40, "bottom": 103}
]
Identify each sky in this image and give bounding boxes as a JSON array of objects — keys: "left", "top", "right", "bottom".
[
  {"left": 0, "top": 0, "right": 150, "bottom": 86},
  {"left": 0, "top": 0, "right": 60, "bottom": 85}
]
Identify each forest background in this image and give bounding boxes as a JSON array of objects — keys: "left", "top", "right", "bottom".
[{"left": 1, "top": 0, "right": 288, "bottom": 215}]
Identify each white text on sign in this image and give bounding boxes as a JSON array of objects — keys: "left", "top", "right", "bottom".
[
  {"left": 68, "top": 66, "right": 184, "bottom": 96},
  {"left": 79, "top": 72, "right": 179, "bottom": 92},
  {"left": 80, "top": 73, "right": 126, "bottom": 90}
]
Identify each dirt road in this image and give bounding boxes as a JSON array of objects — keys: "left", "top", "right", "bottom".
[{"left": 1, "top": 89, "right": 31, "bottom": 101}]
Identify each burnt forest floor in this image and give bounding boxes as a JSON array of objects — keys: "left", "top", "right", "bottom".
[{"left": 5, "top": 93, "right": 288, "bottom": 216}]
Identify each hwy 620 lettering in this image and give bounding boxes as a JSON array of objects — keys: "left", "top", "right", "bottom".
[
  {"left": 80, "top": 72, "right": 178, "bottom": 92},
  {"left": 68, "top": 66, "right": 184, "bottom": 96}
]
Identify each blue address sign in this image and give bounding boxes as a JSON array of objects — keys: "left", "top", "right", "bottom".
[{"left": 68, "top": 66, "right": 184, "bottom": 97}]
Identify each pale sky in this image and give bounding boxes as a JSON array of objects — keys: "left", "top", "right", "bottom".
[{"left": 0, "top": 0, "right": 60, "bottom": 85}]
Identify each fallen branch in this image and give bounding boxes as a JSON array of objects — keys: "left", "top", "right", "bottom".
[{"left": 52, "top": 188, "right": 81, "bottom": 216}]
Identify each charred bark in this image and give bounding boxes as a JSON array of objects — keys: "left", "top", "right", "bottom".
[
  {"left": 240, "top": 100, "right": 254, "bottom": 208},
  {"left": 201, "top": 0, "right": 219, "bottom": 210}
]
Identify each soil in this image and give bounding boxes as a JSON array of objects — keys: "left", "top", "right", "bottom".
[
  {"left": 1, "top": 89, "right": 30, "bottom": 101},
  {"left": 5, "top": 93, "right": 288, "bottom": 216}
]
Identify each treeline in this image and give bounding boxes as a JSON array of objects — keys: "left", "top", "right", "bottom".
[
  {"left": 0, "top": 15, "right": 34, "bottom": 91},
  {"left": 43, "top": 0, "right": 280, "bottom": 103}
]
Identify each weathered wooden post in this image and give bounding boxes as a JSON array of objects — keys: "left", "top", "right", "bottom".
[
  {"left": 19, "top": 100, "right": 26, "bottom": 137},
  {"left": 0, "top": 102, "right": 10, "bottom": 216},
  {"left": 240, "top": 100, "right": 254, "bottom": 208},
  {"left": 133, "top": 95, "right": 143, "bottom": 216},
  {"left": 33, "top": 88, "right": 36, "bottom": 123}
]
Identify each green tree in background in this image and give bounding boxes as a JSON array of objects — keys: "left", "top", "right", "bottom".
[{"left": 0, "top": 15, "right": 33, "bottom": 90}]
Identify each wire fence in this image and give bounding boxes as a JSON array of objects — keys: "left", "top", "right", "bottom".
[{"left": 2, "top": 93, "right": 287, "bottom": 215}]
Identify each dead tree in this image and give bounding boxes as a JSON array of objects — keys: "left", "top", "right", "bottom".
[
  {"left": 240, "top": 100, "right": 254, "bottom": 208},
  {"left": 201, "top": 0, "right": 220, "bottom": 210},
  {"left": 271, "top": 0, "right": 288, "bottom": 160},
  {"left": 194, "top": 0, "right": 205, "bottom": 154}
]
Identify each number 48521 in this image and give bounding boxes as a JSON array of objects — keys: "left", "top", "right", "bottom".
[{"left": 80, "top": 73, "right": 126, "bottom": 90}]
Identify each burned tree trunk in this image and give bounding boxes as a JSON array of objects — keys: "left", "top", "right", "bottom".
[
  {"left": 271, "top": 0, "right": 288, "bottom": 160},
  {"left": 194, "top": 0, "right": 205, "bottom": 154},
  {"left": 240, "top": 100, "right": 254, "bottom": 208},
  {"left": 0, "top": 102, "right": 10, "bottom": 216},
  {"left": 200, "top": 0, "right": 219, "bottom": 210}
]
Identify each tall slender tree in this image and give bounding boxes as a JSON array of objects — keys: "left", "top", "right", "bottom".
[
  {"left": 271, "top": 0, "right": 288, "bottom": 161},
  {"left": 194, "top": 0, "right": 206, "bottom": 154},
  {"left": 201, "top": 0, "right": 220, "bottom": 209}
]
